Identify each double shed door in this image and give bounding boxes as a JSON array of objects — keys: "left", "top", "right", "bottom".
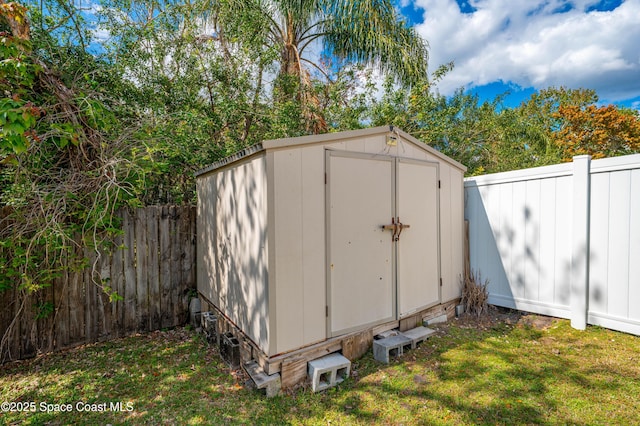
[{"left": 326, "top": 150, "right": 440, "bottom": 337}]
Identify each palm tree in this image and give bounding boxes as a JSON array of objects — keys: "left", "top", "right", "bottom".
[{"left": 210, "top": 0, "right": 429, "bottom": 133}]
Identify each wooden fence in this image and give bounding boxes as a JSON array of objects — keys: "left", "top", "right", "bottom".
[{"left": 0, "top": 206, "right": 196, "bottom": 364}]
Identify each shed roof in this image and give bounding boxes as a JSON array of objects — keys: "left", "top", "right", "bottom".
[{"left": 195, "top": 125, "right": 466, "bottom": 177}]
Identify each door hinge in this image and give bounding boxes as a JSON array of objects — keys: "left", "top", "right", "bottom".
[
  {"left": 325, "top": 173, "right": 327, "bottom": 184},
  {"left": 326, "top": 306, "right": 329, "bottom": 317},
  {"left": 438, "top": 180, "right": 441, "bottom": 189},
  {"left": 440, "top": 278, "right": 443, "bottom": 287}
]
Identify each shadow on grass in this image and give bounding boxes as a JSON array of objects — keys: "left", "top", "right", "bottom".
[
  {"left": 280, "top": 320, "right": 636, "bottom": 425},
  {"left": 2, "top": 321, "right": 638, "bottom": 425}
]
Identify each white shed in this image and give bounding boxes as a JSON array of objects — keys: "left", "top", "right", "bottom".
[{"left": 196, "top": 126, "right": 466, "bottom": 361}]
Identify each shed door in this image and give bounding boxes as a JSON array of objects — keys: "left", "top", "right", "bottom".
[
  {"left": 326, "top": 151, "right": 395, "bottom": 336},
  {"left": 397, "top": 158, "right": 440, "bottom": 317},
  {"left": 327, "top": 151, "right": 440, "bottom": 337}
]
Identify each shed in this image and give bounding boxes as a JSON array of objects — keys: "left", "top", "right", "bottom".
[{"left": 195, "top": 126, "right": 467, "bottom": 361}]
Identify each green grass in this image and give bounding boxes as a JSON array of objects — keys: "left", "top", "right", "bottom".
[{"left": 1, "top": 314, "right": 639, "bottom": 425}]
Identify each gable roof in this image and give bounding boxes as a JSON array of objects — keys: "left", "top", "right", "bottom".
[{"left": 195, "top": 125, "right": 466, "bottom": 177}]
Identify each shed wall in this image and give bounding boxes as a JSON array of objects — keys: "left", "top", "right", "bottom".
[
  {"left": 269, "top": 133, "right": 465, "bottom": 354},
  {"left": 269, "top": 147, "right": 326, "bottom": 355},
  {"left": 196, "top": 154, "right": 270, "bottom": 353},
  {"left": 440, "top": 166, "right": 465, "bottom": 302}
]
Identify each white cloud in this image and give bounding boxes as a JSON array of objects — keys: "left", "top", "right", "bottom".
[{"left": 413, "top": 0, "right": 640, "bottom": 102}]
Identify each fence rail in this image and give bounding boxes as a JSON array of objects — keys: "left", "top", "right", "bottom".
[
  {"left": 0, "top": 206, "right": 196, "bottom": 364},
  {"left": 465, "top": 154, "right": 640, "bottom": 335}
]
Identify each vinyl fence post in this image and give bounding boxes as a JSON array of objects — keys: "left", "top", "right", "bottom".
[{"left": 571, "top": 155, "right": 591, "bottom": 330}]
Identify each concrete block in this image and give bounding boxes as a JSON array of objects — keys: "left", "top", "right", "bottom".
[
  {"left": 244, "top": 361, "right": 281, "bottom": 397},
  {"left": 220, "top": 332, "right": 241, "bottom": 369},
  {"left": 373, "top": 334, "right": 412, "bottom": 364},
  {"left": 424, "top": 314, "right": 448, "bottom": 326},
  {"left": 201, "top": 312, "right": 219, "bottom": 346},
  {"left": 399, "top": 326, "right": 435, "bottom": 349},
  {"left": 455, "top": 304, "right": 465, "bottom": 317},
  {"left": 189, "top": 298, "right": 201, "bottom": 329},
  {"left": 308, "top": 353, "right": 351, "bottom": 392}
]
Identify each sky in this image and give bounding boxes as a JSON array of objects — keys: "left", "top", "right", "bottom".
[{"left": 398, "top": 0, "right": 640, "bottom": 109}]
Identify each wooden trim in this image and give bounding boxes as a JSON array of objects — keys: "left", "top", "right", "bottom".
[{"left": 200, "top": 293, "right": 461, "bottom": 382}]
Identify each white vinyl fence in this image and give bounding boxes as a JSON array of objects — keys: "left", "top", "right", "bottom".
[{"left": 465, "top": 154, "right": 640, "bottom": 335}]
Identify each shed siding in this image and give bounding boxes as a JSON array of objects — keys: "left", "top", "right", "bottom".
[
  {"left": 197, "top": 127, "right": 467, "bottom": 357},
  {"left": 440, "top": 166, "right": 465, "bottom": 302},
  {"left": 269, "top": 133, "right": 465, "bottom": 353},
  {"left": 272, "top": 146, "right": 326, "bottom": 354},
  {"left": 196, "top": 155, "right": 270, "bottom": 352}
]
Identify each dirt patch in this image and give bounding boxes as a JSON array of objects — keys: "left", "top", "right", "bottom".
[
  {"left": 517, "top": 313, "right": 556, "bottom": 330},
  {"left": 439, "top": 306, "right": 558, "bottom": 332}
]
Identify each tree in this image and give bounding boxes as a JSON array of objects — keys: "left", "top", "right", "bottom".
[
  {"left": 98, "top": 0, "right": 275, "bottom": 203},
  {"left": 210, "top": 0, "right": 429, "bottom": 133},
  {"left": 553, "top": 105, "right": 640, "bottom": 160},
  {"left": 1, "top": 0, "right": 139, "bottom": 358}
]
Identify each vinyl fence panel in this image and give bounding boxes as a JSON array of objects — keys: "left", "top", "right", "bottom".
[{"left": 465, "top": 154, "right": 640, "bottom": 335}]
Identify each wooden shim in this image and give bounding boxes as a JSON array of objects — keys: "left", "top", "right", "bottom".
[
  {"left": 135, "top": 208, "right": 149, "bottom": 332},
  {"left": 399, "top": 314, "right": 420, "bottom": 332},
  {"left": 240, "top": 337, "right": 253, "bottom": 364},
  {"left": 122, "top": 209, "right": 137, "bottom": 334},
  {"left": 341, "top": 329, "right": 373, "bottom": 361},
  {"left": 110, "top": 232, "right": 125, "bottom": 338},
  {"left": 159, "top": 206, "right": 173, "bottom": 329},
  {"left": 147, "top": 207, "right": 161, "bottom": 330},
  {"left": 281, "top": 355, "right": 309, "bottom": 390},
  {"left": 170, "top": 206, "right": 182, "bottom": 327}
]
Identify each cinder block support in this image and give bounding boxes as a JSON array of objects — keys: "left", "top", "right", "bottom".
[
  {"left": 424, "top": 314, "right": 447, "bottom": 326},
  {"left": 571, "top": 155, "right": 591, "bottom": 330},
  {"left": 308, "top": 353, "right": 351, "bottom": 392},
  {"left": 220, "top": 332, "right": 241, "bottom": 368},
  {"left": 399, "top": 326, "right": 435, "bottom": 349},
  {"left": 244, "top": 361, "right": 282, "bottom": 397},
  {"left": 201, "top": 312, "right": 219, "bottom": 346},
  {"left": 373, "top": 334, "right": 412, "bottom": 364}
]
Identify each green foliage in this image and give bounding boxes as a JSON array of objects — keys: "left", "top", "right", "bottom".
[
  {"left": 0, "top": 0, "right": 137, "bottom": 345},
  {"left": 208, "top": 0, "right": 430, "bottom": 133}
]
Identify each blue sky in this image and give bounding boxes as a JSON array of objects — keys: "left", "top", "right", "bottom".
[{"left": 398, "top": 0, "right": 640, "bottom": 109}]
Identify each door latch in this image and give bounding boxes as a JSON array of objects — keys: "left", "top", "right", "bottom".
[{"left": 381, "top": 217, "right": 411, "bottom": 241}]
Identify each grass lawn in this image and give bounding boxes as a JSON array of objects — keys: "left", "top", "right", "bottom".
[{"left": 1, "top": 309, "right": 639, "bottom": 425}]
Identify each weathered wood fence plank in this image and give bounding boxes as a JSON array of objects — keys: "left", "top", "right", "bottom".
[
  {"left": 160, "top": 206, "right": 173, "bottom": 329},
  {"left": 147, "top": 207, "right": 161, "bottom": 331},
  {"left": 111, "top": 233, "right": 124, "bottom": 338},
  {"left": 0, "top": 206, "right": 196, "bottom": 364},
  {"left": 122, "top": 209, "right": 137, "bottom": 334}
]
